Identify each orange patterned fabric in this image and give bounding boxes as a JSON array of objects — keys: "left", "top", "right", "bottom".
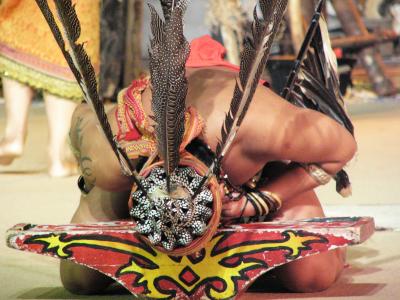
[
  {"left": 0, "top": 0, "right": 100, "bottom": 100},
  {"left": 116, "top": 77, "right": 205, "bottom": 159}
]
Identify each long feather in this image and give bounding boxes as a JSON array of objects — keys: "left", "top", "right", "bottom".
[
  {"left": 296, "top": 18, "right": 353, "bottom": 134},
  {"left": 193, "top": 0, "right": 288, "bottom": 196},
  {"left": 160, "top": 0, "right": 174, "bottom": 21},
  {"left": 281, "top": 0, "right": 324, "bottom": 102},
  {"left": 35, "top": 0, "right": 146, "bottom": 193},
  {"left": 148, "top": 0, "right": 190, "bottom": 191},
  {"left": 281, "top": 0, "right": 354, "bottom": 197},
  {"left": 218, "top": 0, "right": 288, "bottom": 157}
]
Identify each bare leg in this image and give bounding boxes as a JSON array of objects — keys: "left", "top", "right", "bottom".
[
  {"left": 0, "top": 77, "right": 33, "bottom": 165},
  {"left": 242, "top": 189, "right": 345, "bottom": 292},
  {"left": 268, "top": 190, "right": 345, "bottom": 292},
  {"left": 43, "top": 93, "right": 77, "bottom": 177},
  {"left": 223, "top": 185, "right": 345, "bottom": 292},
  {"left": 60, "top": 186, "right": 131, "bottom": 294}
]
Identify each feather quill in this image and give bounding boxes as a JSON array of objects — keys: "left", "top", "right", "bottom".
[
  {"left": 282, "top": 0, "right": 353, "bottom": 134},
  {"left": 193, "top": 0, "right": 288, "bottom": 196},
  {"left": 148, "top": 0, "right": 190, "bottom": 191},
  {"left": 160, "top": 0, "right": 174, "bottom": 21},
  {"left": 35, "top": 0, "right": 146, "bottom": 193},
  {"left": 281, "top": 0, "right": 354, "bottom": 196}
]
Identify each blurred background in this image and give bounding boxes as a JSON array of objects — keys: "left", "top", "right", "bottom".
[{"left": 1, "top": 0, "right": 400, "bottom": 299}]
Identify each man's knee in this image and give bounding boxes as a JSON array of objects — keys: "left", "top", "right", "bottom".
[
  {"left": 60, "top": 260, "right": 114, "bottom": 295},
  {"left": 276, "top": 249, "right": 345, "bottom": 293},
  {"left": 282, "top": 266, "right": 338, "bottom": 293}
]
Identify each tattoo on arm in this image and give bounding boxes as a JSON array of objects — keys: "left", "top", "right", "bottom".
[{"left": 70, "top": 116, "right": 96, "bottom": 189}]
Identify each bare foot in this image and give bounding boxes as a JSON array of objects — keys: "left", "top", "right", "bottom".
[
  {"left": 48, "top": 161, "right": 78, "bottom": 178},
  {"left": 0, "top": 139, "right": 23, "bottom": 165}
]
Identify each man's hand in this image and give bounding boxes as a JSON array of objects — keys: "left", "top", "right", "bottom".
[{"left": 220, "top": 184, "right": 255, "bottom": 221}]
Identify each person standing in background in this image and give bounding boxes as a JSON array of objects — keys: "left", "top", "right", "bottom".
[
  {"left": 100, "top": 0, "right": 144, "bottom": 102},
  {"left": 0, "top": 0, "right": 99, "bottom": 176}
]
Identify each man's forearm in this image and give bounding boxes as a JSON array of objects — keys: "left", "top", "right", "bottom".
[
  {"left": 262, "top": 165, "right": 321, "bottom": 204},
  {"left": 220, "top": 164, "right": 325, "bottom": 220}
]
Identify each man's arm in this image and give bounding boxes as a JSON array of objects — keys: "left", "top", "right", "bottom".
[
  {"left": 221, "top": 87, "right": 357, "bottom": 219},
  {"left": 69, "top": 104, "right": 133, "bottom": 192}
]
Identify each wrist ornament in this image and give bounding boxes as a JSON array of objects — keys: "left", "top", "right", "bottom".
[
  {"left": 245, "top": 188, "right": 282, "bottom": 217},
  {"left": 302, "top": 163, "right": 332, "bottom": 185}
]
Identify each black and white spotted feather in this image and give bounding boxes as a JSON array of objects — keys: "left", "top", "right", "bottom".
[
  {"left": 281, "top": 0, "right": 354, "bottom": 196},
  {"left": 35, "top": 0, "right": 146, "bottom": 193},
  {"left": 148, "top": 0, "right": 190, "bottom": 191},
  {"left": 193, "top": 0, "right": 288, "bottom": 196}
]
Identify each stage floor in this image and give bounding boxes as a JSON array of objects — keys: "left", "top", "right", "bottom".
[{"left": 1, "top": 100, "right": 400, "bottom": 299}]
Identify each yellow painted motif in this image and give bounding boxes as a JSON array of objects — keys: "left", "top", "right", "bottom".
[
  {"left": 32, "top": 231, "right": 325, "bottom": 299},
  {"left": 33, "top": 234, "right": 146, "bottom": 258}
]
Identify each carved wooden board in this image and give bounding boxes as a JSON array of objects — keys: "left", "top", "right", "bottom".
[{"left": 6, "top": 217, "right": 374, "bottom": 299}]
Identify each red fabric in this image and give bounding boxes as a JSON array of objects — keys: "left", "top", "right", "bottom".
[
  {"left": 186, "top": 35, "right": 240, "bottom": 71},
  {"left": 186, "top": 35, "right": 267, "bottom": 85},
  {"left": 334, "top": 48, "right": 343, "bottom": 59},
  {"left": 123, "top": 130, "right": 142, "bottom": 141}
]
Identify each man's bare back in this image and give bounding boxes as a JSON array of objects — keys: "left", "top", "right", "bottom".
[{"left": 71, "top": 65, "right": 355, "bottom": 196}]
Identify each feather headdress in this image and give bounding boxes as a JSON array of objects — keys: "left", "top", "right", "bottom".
[
  {"left": 281, "top": 0, "right": 354, "bottom": 196},
  {"left": 194, "top": 0, "right": 289, "bottom": 195},
  {"left": 35, "top": 0, "right": 145, "bottom": 192},
  {"left": 148, "top": 0, "right": 190, "bottom": 192}
]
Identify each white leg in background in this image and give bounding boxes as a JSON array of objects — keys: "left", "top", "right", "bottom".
[
  {"left": 44, "top": 92, "right": 78, "bottom": 177},
  {"left": 0, "top": 77, "right": 33, "bottom": 165}
]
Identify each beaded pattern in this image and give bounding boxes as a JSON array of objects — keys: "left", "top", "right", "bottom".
[
  {"left": 306, "top": 164, "right": 332, "bottom": 185},
  {"left": 130, "top": 166, "right": 213, "bottom": 251}
]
